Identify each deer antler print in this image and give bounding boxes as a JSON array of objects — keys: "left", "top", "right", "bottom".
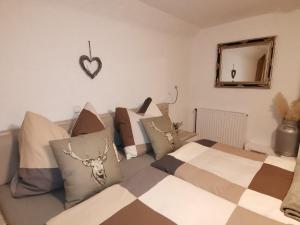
[
  {"left": 63, "top": 139, "right": 110, "bottom": 185},
  {"left": 150, "top": 121, "right": 176, "bottom": 150}
]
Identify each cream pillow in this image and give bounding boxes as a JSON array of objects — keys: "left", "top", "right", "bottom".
[{"left": 11, "top": 111, "right": 69, "bottom": 197}]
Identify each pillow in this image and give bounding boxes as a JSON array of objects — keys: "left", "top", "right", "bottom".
[
  {"left": 10, "top": 112, "right": 69, "bottom": 197},
  {"left": 141, "top": 115, "right": 182, "bottom": 160},
  {"left": 143, "top": 101, "right": 164, "bottom": 117},
  {"left": 70, "top": 102, "right": 123, "bottom": 162},
  {"left": 50, "top": 130, "right": 121, "bottom": 208},
  {"left": 71, "top": 102, "right": 105, "bottom": 137},
  {"left": 114, "top": 97, "right": 152, "bottom": 150},
  {"left": 115, "top": 102, "right": 162, "bottom": 159},
  {"left": 137, "top": 97, "right": 152, "bottom": 114}
]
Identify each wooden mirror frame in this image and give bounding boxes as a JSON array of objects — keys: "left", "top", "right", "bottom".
[{"left": 215, "top": 36, "right": 276, "bottom": 89}]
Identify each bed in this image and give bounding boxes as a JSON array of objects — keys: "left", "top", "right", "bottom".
[
  {"left": 0, "top": 154, "right": 155, "bottom": 225},
  {"left": 0, "top": 103, "right": 299, "bottom": 225},
  {"left": 0, "top": 103, "right": 163, "bottom": 225},
  {"left": 44, "top": 140, "right": 298, "bottom": 225}
]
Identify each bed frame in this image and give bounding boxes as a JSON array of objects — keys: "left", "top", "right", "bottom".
[{"left": 0, "top": 103, "right": 169, "bottom": 186}]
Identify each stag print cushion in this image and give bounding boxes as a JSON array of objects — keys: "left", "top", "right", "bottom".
[
  {"left": 10, "top": 112, "right": 69, "bottom": 197},
  {"left": 50, "top": 130, "right": 122, "bottom": 209},
  {"left": 71, "top": 102, "right": 105, "bottom": 137},
  {"left": 115, "top": 102, "right": 162, "bottom": 160},
  {"left": 141, "top": 115, "right": 182, "bottom": 160}
]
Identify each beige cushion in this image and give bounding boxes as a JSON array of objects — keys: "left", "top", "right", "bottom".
[
  {"left": 115, "top": 102, "right": 162, "bottom": 160},
  {"left": 141, "top": 115, "right": 182, "bottom": 160},
  {"left": 10, "top": 112, "right": 69, "bottom": 197},
  {"left": 50, "top": 130, "right": 121, "bottom": 208}
]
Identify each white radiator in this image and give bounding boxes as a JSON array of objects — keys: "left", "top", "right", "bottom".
[{"left": 196, "top": 108, "right": 248, "bottom": 148}]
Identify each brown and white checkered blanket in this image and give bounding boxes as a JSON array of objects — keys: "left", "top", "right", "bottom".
[
  {"left": 152, "top": 139, "right": 299, "bottom": 225},
  {"left": 47, "top": 140, "right": 299, "bottom": 225}
]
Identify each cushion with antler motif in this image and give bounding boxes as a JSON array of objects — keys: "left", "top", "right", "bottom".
[
  {"left": 50, "top": 129, "right": 121, "bottom": 208},
  {"left": 141, "top": 115, "right": 182, "bottom": 160}
]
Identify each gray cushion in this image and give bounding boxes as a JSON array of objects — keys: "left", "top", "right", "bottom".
[
  {"left": 50, "top": 130, "right": 122, "bottom": 208},
  {"left": 0, "top": 185, "right": 65, "bottom": 225}
]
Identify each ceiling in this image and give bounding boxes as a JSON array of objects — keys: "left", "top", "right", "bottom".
[{"left": 139, "top": 0, "right": 300, "bottom": 28}]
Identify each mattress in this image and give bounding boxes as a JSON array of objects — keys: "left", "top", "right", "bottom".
[{"left": 0, "top": 153, "right": 155, "bottom": 225}]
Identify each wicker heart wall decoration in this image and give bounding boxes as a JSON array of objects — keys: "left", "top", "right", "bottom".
[{"left": 79, "top": 41, "right": 102, "bottom": 79}]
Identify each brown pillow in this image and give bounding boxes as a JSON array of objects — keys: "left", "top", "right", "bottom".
[
  {"left": 137, "top": 97, "right": 152, "bottom": 113},
  {"left": 141, "top": 115, "right": 182, "bottom": 160},
  {"left": 71, "top": 102, "right": 123, "bottom": 162},
  {"left": 71, "top": 102, "right": 105, "bottom": 137}
]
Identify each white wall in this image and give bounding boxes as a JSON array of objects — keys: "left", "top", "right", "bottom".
[
  {"left": 1, "top": 0, "right": 299, "bottom": 152},
  {"left": 0, "top": 0, "right": 197, "bottom": 131},
  {"left": 187, "top": 10, "right": 300, "bottom": 150}
]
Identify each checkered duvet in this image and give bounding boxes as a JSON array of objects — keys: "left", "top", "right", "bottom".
[
  {"left": 48, "top": 140, "right": 299, "bottom": 225},
  {"left": 152, "top": 139, "right": 299, "bottom": 225}
]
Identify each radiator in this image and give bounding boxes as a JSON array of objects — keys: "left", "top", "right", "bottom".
[{"left": 196, "top": 108, "right": 248, "bottom": 148}]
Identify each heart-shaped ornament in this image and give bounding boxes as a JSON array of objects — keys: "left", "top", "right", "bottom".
[{"left": 79, "top": 55, "right": 102, "bottom": 79}]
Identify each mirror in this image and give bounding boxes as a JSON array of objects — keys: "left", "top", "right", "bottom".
[{"left": 215, "top": 36, "right": 276, "bottom": 88}]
